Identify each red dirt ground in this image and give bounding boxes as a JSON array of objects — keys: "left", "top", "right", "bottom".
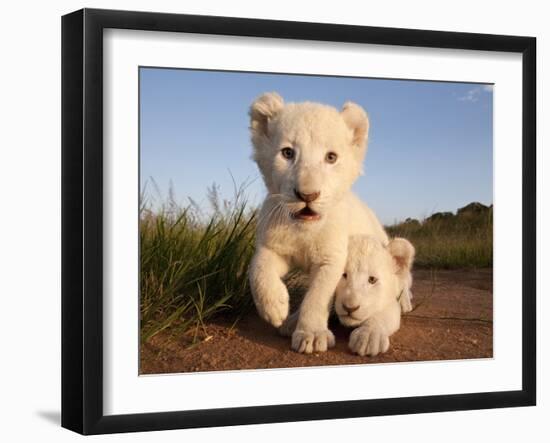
[{"left": 140, "top": 268, "right": 493, "bottom": 374}]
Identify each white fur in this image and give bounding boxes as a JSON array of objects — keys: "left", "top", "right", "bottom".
[
  {"left": 389, "top": 238, "right": 416, "bottom": 313},
  {"left": 248, "top": 92, "right": 388, "bottom": 354},
  {"left": 335, "top": 235, "right": 415, "bottom": 356}
]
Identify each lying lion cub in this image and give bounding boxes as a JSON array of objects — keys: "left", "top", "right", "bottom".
[{"left": 334, "top": 235, "right": 415, "bottom": 356}]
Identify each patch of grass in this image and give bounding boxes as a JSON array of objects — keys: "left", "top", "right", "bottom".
[
  {"left": 140, "top": 184, "right": 257, "bottom": 342},
  {"left": 386, "top": 206, "right": 493, "bottom": 269}
]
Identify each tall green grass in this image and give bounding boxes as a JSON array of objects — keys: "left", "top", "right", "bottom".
[
  {"left": 140, "top": 185, "right": 256, "bottom": 342},
  {"left": 386, "top": 207, "right": 493, "bottom": 269}
]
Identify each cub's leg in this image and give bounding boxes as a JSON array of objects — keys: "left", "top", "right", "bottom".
[
  {"left": 398, "top": 269, "right": 414, "bottom": 313},
  {"left": 398, "top": 287, "right": 413, "bottom": 313},
  {"left": 349, "top": 302, "right": 401, "bottom": 357},
  {"left": 249, "top": 246, "right": 290, "bottom": 328},
  {"left": 292, "top": 262, "right": 343, "bottom": 353}
]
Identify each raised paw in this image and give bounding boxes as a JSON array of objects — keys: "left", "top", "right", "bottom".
[
  {"left": 349, "top": 323, "right": 390, "bottom": 357},
  {"left": 254, "top": 290, "right": 289, "bottom": 328},
  {"left": 291, "top": 328, "right": 336, "bottom": 354}
]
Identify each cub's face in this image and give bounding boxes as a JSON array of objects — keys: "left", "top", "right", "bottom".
[
  {"left": 249, "top": 92, "right": 369, "bottom": 223},
  {"left": 335, "top": 236, "right": 414, "bottom": 327}
]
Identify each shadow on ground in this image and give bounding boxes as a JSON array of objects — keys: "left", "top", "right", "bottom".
[{"left": 36, "top": 410, "right": 61, "bottom": 426}]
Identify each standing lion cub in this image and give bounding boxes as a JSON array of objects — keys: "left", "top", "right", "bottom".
[{"left": 248, "top": 92, "right": 395, "bottom": 353}]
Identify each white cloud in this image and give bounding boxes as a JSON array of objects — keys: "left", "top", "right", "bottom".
[{"left": 458, "top": 84, "right": 493, "bottom": 102}]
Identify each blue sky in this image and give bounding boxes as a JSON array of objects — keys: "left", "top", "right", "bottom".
[{"left": 140, "top": 67, "right": 493, "bottom": 224}]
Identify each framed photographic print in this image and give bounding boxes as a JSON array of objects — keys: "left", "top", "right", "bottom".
[{"left": 61, "top": 8, "right": 536, "bottom": 435}]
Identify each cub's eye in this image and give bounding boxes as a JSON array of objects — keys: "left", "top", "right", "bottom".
[
  {"left": 342, "top": 273, "right": 347, "bottom": 279},
  {"left": 325, "top": 151, "right": 338, "bottom": 164},
  {"left": 368, "top": 276, "right": 378, "bottom": 284},
  {"left": 281, "top": 147, "right": 295, "bottom": 160}
]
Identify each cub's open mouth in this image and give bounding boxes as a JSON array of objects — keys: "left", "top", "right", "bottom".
[{"left": 293, "top": 206, "right": 321, "bottom": 221}]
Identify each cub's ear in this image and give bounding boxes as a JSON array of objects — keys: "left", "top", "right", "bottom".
[
  {"left": 341, "top": 101, "right": 369, "bottom": 148},
  {"left": 249, "top": 92, "right": 284, "bottom": 138},
  {"left": 388, "top": 238, "right": 415, "bottom": 274}
]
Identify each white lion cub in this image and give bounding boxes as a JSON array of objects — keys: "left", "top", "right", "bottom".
[
  {"left": 335, "top": 235, "right": 415, "bottom": 356},
  {"left": 248, "top": 92, "right": 391, "bottom": 354}
]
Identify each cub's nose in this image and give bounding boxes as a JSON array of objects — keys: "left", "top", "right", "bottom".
[
  {"left": 294, "top": 189, "right": 320, "bottom": 203},
  {"left": 343, "top": 304, "right": 360, "bottom": 314}
]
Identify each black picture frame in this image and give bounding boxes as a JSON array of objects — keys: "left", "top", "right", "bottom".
[{"left": 61, "top": 8, "right": 536, "bottom": 435}]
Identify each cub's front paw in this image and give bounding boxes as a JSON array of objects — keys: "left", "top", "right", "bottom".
[
  {"left": 349, "top": 323, "right": 390, "bottom": 357},
  {"left": 255, "top": 290, "right": 289, "bottom": 328},
  {"left": 291, "top": 328, "right": 335, "bottom": 354}
]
